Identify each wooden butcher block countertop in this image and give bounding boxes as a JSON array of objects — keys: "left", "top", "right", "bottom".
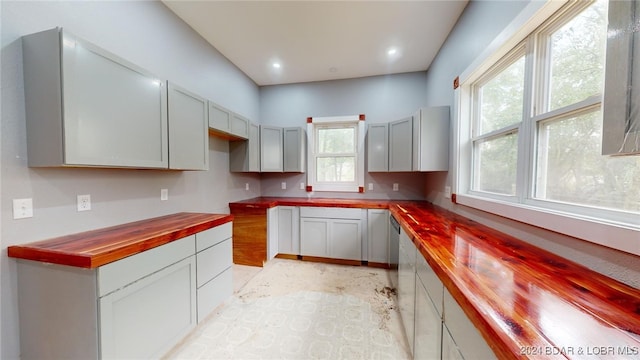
[
  {"left": 230, "top": 197, "right": 640, "bottom": 359},
  {"left": 8, "top": 212, "right": 233, "bottom": 268}
]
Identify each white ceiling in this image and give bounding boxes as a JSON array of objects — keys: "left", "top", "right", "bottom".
[{"left": 162, "top": 1, "right": 468, "bottom": 86}]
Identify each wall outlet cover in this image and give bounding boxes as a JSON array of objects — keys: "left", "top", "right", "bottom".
[
  {"left": 77, "top": 194, "right": 91, "bottom": 212},
  {"left": 13, "top": 198, "right": 33, "bottom": 219},
  {"left": 444, "top": 186, "right": 452, "bottom": 199},
  {"left": 161, "top": 189, "right": 169, "bottom": 201}
]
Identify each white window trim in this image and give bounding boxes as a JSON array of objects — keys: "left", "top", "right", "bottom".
[
  {"left": 453, "top": 0, "right": 640, "bottom": 256},
  {"left": 306, "top": 115, "right": 365, "bottom": 193}
]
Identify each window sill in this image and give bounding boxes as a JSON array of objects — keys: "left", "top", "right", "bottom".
[{"left": 455, "top": 193, "right": 640, "bottom": 256}]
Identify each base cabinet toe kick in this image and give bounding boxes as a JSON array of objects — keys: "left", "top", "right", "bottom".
[{"left": 9, "top": 213, "right": 233, "bottom": 360}]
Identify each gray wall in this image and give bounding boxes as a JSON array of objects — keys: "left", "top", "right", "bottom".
[
  {"left": 0, "top": 1, "right": 261, "bottom": 358},
  {"left": 422, "top": 0, "right": 640, "bottom": 288},
  {"left": 259, "top": 73, "right": 430, "bottom": 200}
]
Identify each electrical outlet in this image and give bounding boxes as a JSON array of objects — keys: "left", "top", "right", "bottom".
[
  {"left": 13, "top": 198, "right": 33, "bottom": 219},
  {"left": 368, "top": 183, "right": 374, "bottom": 191},
  {"left": 393, "top": 183, "right": 399, "bottom": 191},
  {"left": 444, "top": 186, "right": 452, "bottom": 199},
  {"left": 245, "top": 183, "right": 250, "bottom": 191},
  {"left": 281, "top": 182, "right": 287, "bottom": 190},
  {"left": 161, "top": 189, "right": 169, "bottom": 201},
  {"left": 300, "top": 182, "right": 305, "bottom": 190},
  {"left": 77, "top": 194, "right": 91, "bottom": 212}
]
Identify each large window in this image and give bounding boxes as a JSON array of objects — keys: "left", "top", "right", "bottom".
[
  {"left": 458, "top": 0, "right": 640, "bottom": 254},
  {"left": 307, "top": 115, "right": 365, "bottom": 192}
]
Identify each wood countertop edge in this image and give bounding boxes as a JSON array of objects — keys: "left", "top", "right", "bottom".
[{"left": 8, "top": 213, "right": 233, "bottom": 269}]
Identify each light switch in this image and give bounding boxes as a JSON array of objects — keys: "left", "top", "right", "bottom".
[
  {"left": 368, "top": 183, "right": 374, "bottom": 191},
  {"left": 281, "top": 182, "right": 287, "bottom": 190},
  {"left": 161, "top": 189, "right": 169, "bottom": 201}
]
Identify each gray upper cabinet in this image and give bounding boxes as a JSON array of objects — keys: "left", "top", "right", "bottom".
[
  {"left": 260, "top": 125, "right": 283, "bottom": 172},
  {"left": 22, "top": 28, "right": 168, "bottom": 169},
  {"left": 283, "top": 127, "right": 306, "bottom": 173},
  {"left": 167, "top": 82, "right": 208, "bottom": 171},
  {"left": 389, "top": 116, "right": 414, "bottom": 172},
  {"left": 367, "top": 123, "right": 389, "bottom": 172},
  {"left": 412, "top": 106, "right": 450, "bottom": 172},
  {"left": 229, "top": 122, "right": 260, "bottom": 172},
  {"left": 208, "top": 102, "right": 249, "bottom": 140},
  {"left": 231, "top": 113, "right": 250, "bottom": 139}
]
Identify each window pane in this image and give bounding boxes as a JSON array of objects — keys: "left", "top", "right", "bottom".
[
  {"left": 474, "top": 133, "right": 518, "bottom": 195},
  {"left": 478, "top": 56, "right": 525, "bottom": 134},
  {"left": 548, "top": 0, "right": 608, "bottom": 111},
  {"left": 317, "top": 127, "right": 355, "bottom": 154},
  {"left": 317, "top": 157, "right": 355, "bottom": 182},
  {"left": 536, "top": 110, "right": 640, "bottom": 213}
]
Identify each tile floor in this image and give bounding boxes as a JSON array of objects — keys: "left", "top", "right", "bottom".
[{"left": 165, "top": 259, "right": 410, "bottom": 359}]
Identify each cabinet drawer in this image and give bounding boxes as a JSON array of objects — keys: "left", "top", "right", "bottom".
[
  {"left": 98, "top": 236, "right": 195, "bottom": 297},
  {"left": 300, "top": 206, "right": 362, "bottom": 219},
  {"left": 196, "top": 238, "right": 232, "bottom": 288},
  {"left": 196, "top": 222, "right": 232, "bottom": 252},
  {"left": 444, "top": 289, "right": 496, "bottom": 359},
  {"left": 416, "top": 253, "right": 443, "bottom": 316},
  {"left": 197, "top": 267, "right": 232, "bottom": 323}
]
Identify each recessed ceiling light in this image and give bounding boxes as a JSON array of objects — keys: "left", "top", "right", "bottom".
[
  {"left": 272, "top": 62, "right": 281, "bottom": 69},
  {"left": 387, "top": 48, "right": 397, "bottom": 56}
]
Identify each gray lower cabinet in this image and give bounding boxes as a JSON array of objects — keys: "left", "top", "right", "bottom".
[
  {"left": 300, "top": 207, "right": 363, "bottom": 261},
  {"left": 367, "top": 123, "right": 389, "bottom": 172},
  {"left": 389, "top": 116, "right": 414, "bottom": 172},
  {"left": 277, "top": 206, "right": 300, "bottom": 256},
  {"left": 15, "top": 223, "right": 233, "bottom": 360},
  {"left": 443, "top": 288, "right": 497, "bottom": 360},
  {"left": 195, "top": 222, "right": 233, "bottom": 322},
  {"left": 414, "top": 254, "right": 443, "bottom": 360},
  {"left": 22, "top": 27, "right": 168, "bottom": 169},
  {"left": 398, "top": 227, "right": 417, "bottom": 356},
  {"left": 167, "top": 82, "right": 209, "bottom": 170},
  {"left": 442, "top": 325, "right": 465, "bottom": 360},
  {"left": 367, "top": 209, "right": 389, "bottom": 264},
  {"left": 230, "top": 122, "right": 260, "bottom": 172},
  {"left": 260, "top": 125, "right": 284, "bottom": 172}
]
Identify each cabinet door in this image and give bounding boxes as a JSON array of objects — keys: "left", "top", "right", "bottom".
[
  {"left": 367, "top": 123, "right": 389, "bottom": 172},
  {"left": 208, "top": 102, "right": 231, "bottom": 133},
  {"left": 229, "top": 122, "right": 260, "bottom": 172},
  {"left": 231, "top": 113, "right": 249, "bottom": 139},
  {"left": 300, "top": 218, "right": 329, "bottom": 257},
  {"left": 415, "top": 276, "right": 442, "bottom": 360},
  {"left": 329, "top": 219, "right": 362, "bottom": 260},
  {"left": 442, "top": 325, "right": 465, "bottom": 360},
  {"left": 389, "top": 116, "right": 413, "bottom": 172},
  {"left": 167, "top": 82, "right": 208, "bottom": 170},
  {"left": 443, "top": 289, "right": 496, "bottom": 359},
  {"left": 412, "top": 107, "right": 450, "bottom": 172},
  {"left": 260, "top": 125, "right": 283, "bottom": 172},
  {"left": 367, "top": 209, "right": 389, "bottom": 264},
  {"left": 61, "top": 31, "right": 168, "bottom": 168},
  {"left": 283, "top": 127, "right": 306, "bottom": 172},
  {"left": 99, "top": 256, "right": 196, "bottom": 359},
  {"left": 278, "top": 206, "right": 300, "bottom": 255},
  {"left": 398, "top": 229, "right": 416, "bottom": 355}
]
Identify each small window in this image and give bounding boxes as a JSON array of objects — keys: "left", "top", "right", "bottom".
[{"left": 307, "top": 116, "right": 365, "bottom": 192}]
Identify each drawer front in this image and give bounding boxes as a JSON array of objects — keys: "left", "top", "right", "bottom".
[
  {"left": 196, "top": 238, "right": 232, "bottom": 288},
  {"left": 196, "top": 222, "right": 232, "bottom": 252},
  {"left": 98, "top": 235, "right": 195, "bottom": 297},
  {"left": 197, "top": 267, "right": 232, "bottom": 323},
  {"left": 416, "top": 253, "right": 443, "bottom": 316},
  {"left": 300, "top": 206, "right": 362, "bottom": 219}
]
